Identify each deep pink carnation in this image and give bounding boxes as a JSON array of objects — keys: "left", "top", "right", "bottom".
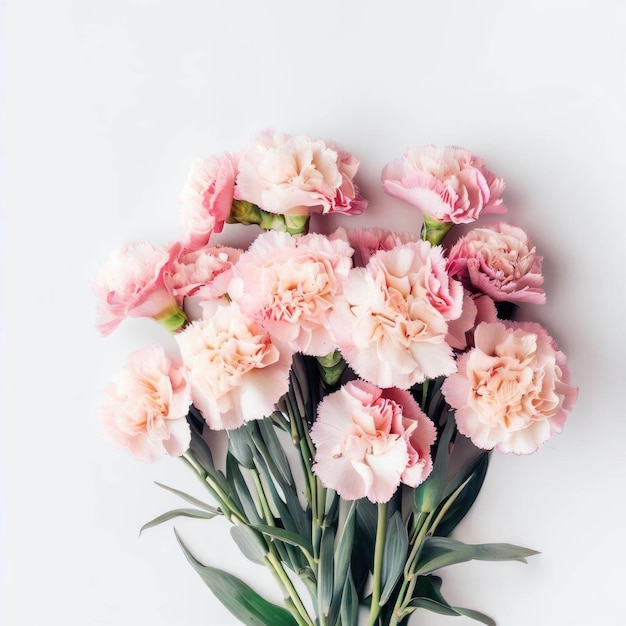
[{"left": 447, "top": 223, "right": 545, "bottom": 304}]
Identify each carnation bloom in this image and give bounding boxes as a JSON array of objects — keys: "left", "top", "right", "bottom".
[
  {"left": 176, "top": 304, "right": 292, "bottom": 430},
  {"left": 442, "top": 321, "right": 578, "bottom": 454},
  {"left": 228, "top": 231, "right": 353, "bottom": 356},
  {"left": 382, "top": 145, "right": 506, "bottom": 224},
  {"left": 94, "top": 241, "right": 182, "bottom": 336},
  {"left": 311, "top": 381, "right": 435, "bottom": 502},
  {"left": 447, "top": 223, "right": 545, "bottom": 304},
  {"left": 179, "top": 153, "right": 238, "bottom": 250},
  {"left": 331, "top": 227, "right": 418, "bottom": 267},
  {"left": 235, "top": 131, "right": 366, "bottom": 216},
  {"left": 99, "top": 347, "right": 192, "bottom": 463},
  {"left": 165, "top": 245, "right": 242, "bottom": 307},
  {"left": 330, "top": 241, "right": 463, "bottom": 388}
]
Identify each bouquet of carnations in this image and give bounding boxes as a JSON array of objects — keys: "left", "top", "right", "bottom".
[{"left": 95, "top": 132, "right": 578, "bottom": 626}]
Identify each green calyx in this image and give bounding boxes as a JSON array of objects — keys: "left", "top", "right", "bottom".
[
  {"left": 316, "top": 350, "right": 346, "bottom": 387},
  {"left": 421, "top": 215, "right": 453, "bottom": 246},
  {"left": 228, "top": 200, "right": 310, "bottom": 236},
  {"left": 154, "top": 306, "right": 187, "bottom": 333}
]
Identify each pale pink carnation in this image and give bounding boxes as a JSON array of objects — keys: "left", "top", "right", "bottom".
[
  {"left": 447, "top": 223, "right": 545, "bottom": 304},
  {"left": 311, "top": 381, "right": 435, "bottom": 503},
  {"left": 442, "top": 321, "right": 578, "bottom": 454},
  {"left": 330, "top": 241, "right": 463, "bottom": 389},
  {"left": 179, "top": 153, "right": 238, "bottom": 250},
  {"left": 99, "top": 347, "right": 192, "bottom": 463},
  {"left": 228, "top": 231, "right": 353, "bottom": 357},
  {"left": 176, "top": 304, "right": 292, "bottom": 430},
  {"left": 331, "top": 227, "right": 418, "bottom": 266},
  {"left": 382, "top": 145, "right": 506, "bottom": 224},
  {"left": 235, "top": 131, "right": 366, "bottom": 216},
  {"left": 94, "top": 241, "right": 179, "bottom": 336},
  {"left": 166, "top": 245, "right": 242, "bottom": 307}
]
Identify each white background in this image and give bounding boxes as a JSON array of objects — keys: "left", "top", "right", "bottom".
[{"left": 1, "top": 1, "right": 625, "bottom": 625}]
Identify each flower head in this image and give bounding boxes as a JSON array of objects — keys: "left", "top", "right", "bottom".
[
  {"left": 235, "top": 131, "right": 366, "bottom": 216},
  {"left": 311, "top": 381, "right": 435, "bottom": 502},
  {"left": 229, "top": 231, "right": 353, "bottom": 356},
  {"left": 165, "top": 245, "right": 242, "bottom": 307},
  {"left": 447, "top": 223, "right": 545, "bottom": 304},
  {"left": 99, "top": 347, "right": 192, "bottom": 463},
  {"left": 94, "top": 241, "right": 182, "bottom": 336},
  {"left": 442, "top": 321, "right": 578, "bottom": 454},
  {"left": 179, "top": 153, "right": 238, "bottom": 250},
  {"left": 330, "top": 241, "right": 463, "bottom": 388},
  {"left": 382, "top": 145, "right": 506, "bottom": 224},
  {"left": 176, "top": 304, "right": 292, "bottom": 430}
]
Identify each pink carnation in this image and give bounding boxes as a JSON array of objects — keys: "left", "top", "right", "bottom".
[
  {"left": 235, "top": 131, "right": 366, "bottom": 216},
  {"left": 228, "top": 231, "right": 353, "bottom": 357},
  {"left": 330, "top": 241, "right": 463, "bottom": 389},
  {"left": 179, "top": 153, "right": 238, "bottom": 251},
  {"left": 99, "top": 347, "right": 192, "bottom": 463},
  {"left": 382, "top": 145, "right": 506, "bottom": 224},
  {"left": 447, "top": 223, "right": 546, "bottom": 304},
  {"left": 442, "top": 321, "right": 578, "bottom": 454},
  {"left": 311, "top": 381, "right": 435, "bottom": 503},
  {"left": 331, "top": 227, "right": 418, "bottom": 266},
  {"left": 94, "top": 241, "right": 179, "bottom": 336},
  {"left": 176, "top": 304, "right": 292, "bottom": 431},
  {"left": 166, "top": 245, "right": 242, "bottom": 307}
]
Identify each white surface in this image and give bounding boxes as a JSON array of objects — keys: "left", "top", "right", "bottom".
[{"left": 1, "top": 1, "right": 625, "bottom": 625}]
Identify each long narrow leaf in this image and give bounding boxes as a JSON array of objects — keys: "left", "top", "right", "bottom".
[
  {"left": 380, "top": 512, "right": 408, "bottom": 605},
  {"left": 340, "top": 570, "right": 358, "bottom": 626},
  {"left": 416, "top": 537, "right": 539, "bottom": 575},
  {"left": 252, "top": 524, "right": 314, "bottom": 557},
  {"left": 318, "top": 526, "right": 335, "bottom": 619},
  {"left": 154, "top": 482, "right": 217, "bottom": 512},
  {"left": 140, "top": 508, "right": 220, "bottom": 534},
  {"left": 175, "top": 530, "right": 298, "bottom": 626}
]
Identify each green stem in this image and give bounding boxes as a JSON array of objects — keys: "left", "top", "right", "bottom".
[
  {"left": 266, "top": 550, "right": 315, "bottom": 626},
  {"left": 250, "top": 468, "right": 275, "bottom": 526},
  {"left": 367, "top": 501, "right": 389, "bottom": 626}
]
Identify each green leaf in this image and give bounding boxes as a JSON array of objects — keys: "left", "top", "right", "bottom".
[
  {"left": 228, "top": 426, "right": 256, "bottom": 469},
  {"left": 225, "top": 453, "right": 262, "bottom": 525},
  {"left": 408, "top": 576, "right": 496, "bottom": 625},
  {"left": 453, "top": 607, "right": 496, "bottom": 625},
  {"left": 340, "top": 570, "right": 358, "bottom": 626},
  {"left": 333, "top": 502, "right": 356, "bottom": 597},
  {"left": 175, "top": 530, "right": 298, "bottom": 626},
  {"left": 255, "top": 418, "right": 295, "bottom": 487},
  {"left": 230, "top": 526, "right": 267, "bottom": 566},
  {"left": 154, "top": 482, "right": 217, "bottom": 512},
  {"left": 140, "top": 508, "right": 220, "bottom": 534},
  {"left": 416, "top": 537, "right": 539, "bottom": 575},
  {"left": 436, "top": 452, "right": 489, "bottom": 537},
  {"left": 414, "top": 415, "right": 455, "bottom": 514},
  {"left": 329, "top": 502, "right": 357, "bottom": 625},
  {"left": 251, "top": 524, "right": 314, "bottom": 557},
  {"left": 318, "top": 525, "right": 335, "bottom": 618},
  {"left": 380, "top": 512, "right": 409, "bottom": 605}
]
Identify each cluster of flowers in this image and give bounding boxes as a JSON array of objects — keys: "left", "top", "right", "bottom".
[{"left": 96, "top": 131, "right": 577, "bottom": 626}]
